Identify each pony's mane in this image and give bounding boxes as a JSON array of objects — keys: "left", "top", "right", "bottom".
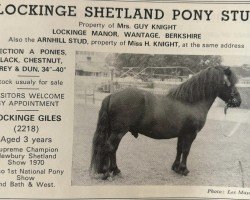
[{"left": 167, "top": 66, "right": 238, "bottom": 103}]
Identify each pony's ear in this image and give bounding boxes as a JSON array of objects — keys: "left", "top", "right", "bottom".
[
  {"left": 224, "top": 75, "right": 231, "bottom": 87},
  {"left": 224, "top": 67, "right": 231, "bottom": 76}
]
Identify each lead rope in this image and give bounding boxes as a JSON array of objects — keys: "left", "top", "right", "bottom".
[{"left": 222, "top": 105, "right": 245, "bottom": 138}]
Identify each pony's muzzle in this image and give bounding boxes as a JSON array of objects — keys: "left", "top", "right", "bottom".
[{"left": 228, "top": 97, "right": 241, "bottom": 107}]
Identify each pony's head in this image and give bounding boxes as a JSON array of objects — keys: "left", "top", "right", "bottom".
[
  {"left": 168, "top": 66, "right": 241, "bottom": 107},
  {"left": 218, "top": 66, "right": 241, "bottom": 107}
]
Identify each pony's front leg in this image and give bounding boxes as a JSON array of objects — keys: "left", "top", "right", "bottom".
[
  {"left": 177, "top": 132, "right": 197, "bottom": 176},
  {"left": 172, "top": 137, "right": 182, "bottom": 173}
]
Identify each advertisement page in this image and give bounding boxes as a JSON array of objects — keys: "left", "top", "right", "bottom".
[{"left": 0, "top": 0, "right": 250, "bottom": 199}]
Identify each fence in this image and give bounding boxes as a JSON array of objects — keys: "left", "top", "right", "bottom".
[{"left": 75, "top": 76, "right": 250, "bottom": 109}]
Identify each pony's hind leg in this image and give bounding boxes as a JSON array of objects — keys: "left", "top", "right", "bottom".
[
  {"left": 98, "top": 133, "right": 123, "bottom": 180},
  {"left": 100, "top": 148, "right": 111, "bottom": 180},
  {"left": 109, "top": 152, "right": 121, "bottom": 176},
  {"left": 106, "top": 132, "right": 125, "bottom": 176},
  {"left": 172, "top": 137, "right": 183, "bottom": 173}
]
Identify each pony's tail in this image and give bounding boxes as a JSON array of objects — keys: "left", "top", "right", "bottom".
[{"left": 90, "top": 95, "right": 111, "bottom": 174}]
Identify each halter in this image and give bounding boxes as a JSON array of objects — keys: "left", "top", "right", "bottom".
[{"left": 224, "top": 90, "right": 237, "bottom": 115}]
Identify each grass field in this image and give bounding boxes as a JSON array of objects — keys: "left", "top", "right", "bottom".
[{"left": 72, "top": 102, "right": 250, "bottom": 187}]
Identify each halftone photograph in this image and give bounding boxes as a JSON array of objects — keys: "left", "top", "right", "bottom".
[{"left": 72, "top": 51, "right": 250, "bottom": 186}]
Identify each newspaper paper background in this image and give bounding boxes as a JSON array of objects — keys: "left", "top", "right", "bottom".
[{"left": 0, "top": 0, "right": 250, "bottom": 199}]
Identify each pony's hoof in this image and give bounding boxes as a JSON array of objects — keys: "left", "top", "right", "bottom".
[
  {"left": 182, "top": 169, "right": 189, "bottom": 176},
  {"left": 178, "top": 168, "right": 189, "bottom": 176},
  {"left": 113, "top": 168, "right": 121, "bottom": 176},
  {"left": 171, "top": 162, "right": 180, "bottom": 173},
  {"left": 101, "top": 172, "right": 110, "bottom": 180},
  {"left": 172, "top": 163, "right": 190, "bottom": 176}
]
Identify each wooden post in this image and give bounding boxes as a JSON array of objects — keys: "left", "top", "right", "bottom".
[
  {"left": 84, "top": 89, "right": 87, "bottom": 104},
  {"left": 110, "top": 68, "right": 114, "bottom": 93}
]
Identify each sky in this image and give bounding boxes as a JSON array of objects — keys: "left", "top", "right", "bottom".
[{"left": 222, "top": 56, "right": 250, "bottom": 67}]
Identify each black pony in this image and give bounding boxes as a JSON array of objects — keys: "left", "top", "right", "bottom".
[{"left": 90, "top": 66, "right": 241, "bottom": 179}]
